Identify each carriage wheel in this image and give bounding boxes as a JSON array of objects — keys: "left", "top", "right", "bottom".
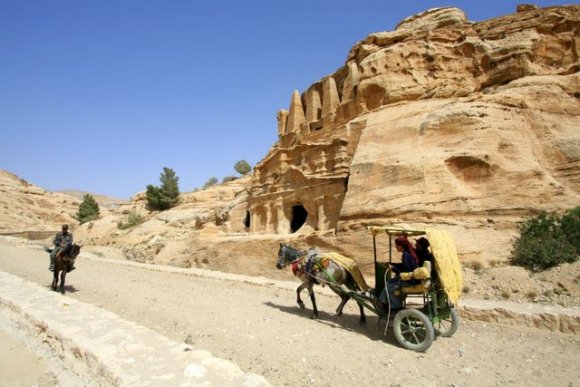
[
  {"left": 393, "top": 309, "right": 435, "bottom": 352},
  {"left": 434, "top": 308, "right": 459, "bottom": 337}
]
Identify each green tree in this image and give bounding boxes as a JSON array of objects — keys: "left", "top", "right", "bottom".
[
  {"left": 76, "top": 194, "right": 100, "bottom": 224},
  {"left": 146, "top": 167, "right": 180, "bottom": 211},
  {"left": 234, "top": 160, "right": 251, "bottom": 175},
  {"left": 510, "top": 210, "right": 578, "bottom": 271},
  {"left": 203, "top": 177, "right": 218, "bottom": 189}
]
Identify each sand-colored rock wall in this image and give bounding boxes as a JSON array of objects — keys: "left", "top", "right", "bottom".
[
  {"left": 1, "top": 5, "right": 578, "bottom": 272},
  {"left": 0, "top": 171, "right": 80, "bottom": 233},
  {"left": 243, "top": 5, "right": 579, "bottom": 265}
]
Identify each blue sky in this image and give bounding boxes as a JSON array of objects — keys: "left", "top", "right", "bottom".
[{"left": 0, "top": 1, "right": 574, "bottom": 199}]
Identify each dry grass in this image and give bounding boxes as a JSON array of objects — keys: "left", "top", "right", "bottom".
[
  {"left": 465, "top": 260, "right": 484, "bottom": 272},
  {"left": 526, "top": 290, "right": 538, "bottom": 300}
]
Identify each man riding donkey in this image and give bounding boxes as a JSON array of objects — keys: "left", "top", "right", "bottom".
[{"left": 49, "top": 224, "right": 76, "bottom": 272}]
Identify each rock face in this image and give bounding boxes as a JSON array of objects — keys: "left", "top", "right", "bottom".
[
  {"left": 1, "top": 5, "right": 579, "bottom": 276},
  {"left": 243, "top": 5, "right": 579, "bottom": 264},
  {"left": 0, "top": 170, "right": 80, "bottom": 236}
]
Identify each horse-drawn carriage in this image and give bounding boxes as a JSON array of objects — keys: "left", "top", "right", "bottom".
[{"left": 276, "top": 226, "right": 462, "bottom": 352}]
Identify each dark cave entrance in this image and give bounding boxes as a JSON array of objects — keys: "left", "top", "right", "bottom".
[
  {"left": 243, "top": 210, "right": 250, "bottom": 229},
  {"left": 290, "top": 204, "right": 308, "bottom": 233}
]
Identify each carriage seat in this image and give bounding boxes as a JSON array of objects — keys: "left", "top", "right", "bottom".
[{"left": 396, "top": 260, "right": 432, "bottom": 295}]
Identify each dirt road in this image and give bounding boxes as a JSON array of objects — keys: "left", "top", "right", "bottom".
[{"left": 0, "top": 238, "right": 578, "bottom": 386}]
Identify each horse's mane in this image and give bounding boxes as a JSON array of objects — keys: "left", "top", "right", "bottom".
[{"left": 282, "top": 244, "right": 306, "bottom": 257}]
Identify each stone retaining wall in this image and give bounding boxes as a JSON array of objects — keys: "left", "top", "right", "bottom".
[
  {"left": 0, "top": 231, "right": 56, "bottom": 240},
  {"left": 0, "top": 271, "right": 270, "bottom": 386},
  {"left": 457, "top": 300, "right": 580, "bottom": 335}
]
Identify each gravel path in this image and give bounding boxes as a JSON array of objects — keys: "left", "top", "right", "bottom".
[{"left": 0, "top": 238, "right": 579, "bottom": 386}]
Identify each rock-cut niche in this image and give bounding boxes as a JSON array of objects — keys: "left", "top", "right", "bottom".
[
  {"left": 290, "top": 204, "right": 308, "bottom": 233},
  {"left": 243, "top": 211, "right": 250, "bottom": 230}
]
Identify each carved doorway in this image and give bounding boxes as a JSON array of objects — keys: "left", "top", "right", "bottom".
[{"left": 290, "top": 204, "right": 308, "bottom": 233}]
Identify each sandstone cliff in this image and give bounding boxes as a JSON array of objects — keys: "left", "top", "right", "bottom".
[
  {"left": 0, "top": 170, "right": 80, "bottom": 237},
  {"left": 245, "top": 4, "right": 579, "bottom": 264},
  {"left": 1, "top": 5, "right": 579, "bottom": 281}
]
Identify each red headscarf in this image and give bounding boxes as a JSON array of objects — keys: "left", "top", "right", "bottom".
[{"left": 395, "top": 235, "right": 419, "bottom": 267}]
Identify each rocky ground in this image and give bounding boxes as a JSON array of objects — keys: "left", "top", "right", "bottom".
[
  {"left": 461, "top": 261, "right": 580, "bottom": 308},
  {"left": 0, "top": 237, "right": 578, "bottom": 386}
]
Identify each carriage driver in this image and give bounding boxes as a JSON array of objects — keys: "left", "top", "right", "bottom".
[
  {"left": 376, "top": 235, "right": 420, "bottom": 313},
  {"left": 49, "top": 224, "right": 75, "bottom": 272}
]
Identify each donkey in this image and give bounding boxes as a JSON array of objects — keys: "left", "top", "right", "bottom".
[
  {"left": 276, "top": 243, "right": 366, "bottom": 323},
  {"left": 46, "top": 243, "right": 81, "bottom": 293}
]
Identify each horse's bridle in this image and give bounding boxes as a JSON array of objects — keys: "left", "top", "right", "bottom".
[{"left": 278, "top": 245, "right": 306, "bottom": 268}]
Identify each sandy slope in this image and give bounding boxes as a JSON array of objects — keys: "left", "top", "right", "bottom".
[{"left": 0, "top": 238, "right": 578, "bottom": 386}]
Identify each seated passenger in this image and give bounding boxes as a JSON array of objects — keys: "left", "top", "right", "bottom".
[
  {"left": 377, "top": 235, "right": 420, "bottom": 312},
  {"left": 415, "top": 237, "right": 433, "bottom": 266},
  {"left": 415, "top": 236, "right": 436, "bottom": 281}
]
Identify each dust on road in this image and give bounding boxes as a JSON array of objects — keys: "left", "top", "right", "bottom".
[{"left": 0, "top": 238, "right": 578, "bottom": 386}]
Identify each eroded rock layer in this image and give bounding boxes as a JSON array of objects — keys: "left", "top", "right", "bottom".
[{"left": 246, "top": 5, "right": 579, "bottom": 263}]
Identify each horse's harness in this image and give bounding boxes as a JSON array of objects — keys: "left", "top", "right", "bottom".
[
  {"left": 283, "top": 247, "right": 306, "bottom": 276},
  {"left": 284, "top": 247, "right": 338, "bottom": 286}
]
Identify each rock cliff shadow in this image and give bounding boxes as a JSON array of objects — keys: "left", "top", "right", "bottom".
[{"left": 263, "top": 301, "right": 399, "bottom": 347}]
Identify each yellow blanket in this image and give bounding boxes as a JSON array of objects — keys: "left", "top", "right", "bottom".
[
  {"left": 425, "top": 228, "right": 463, "bottom": 305},
  {"left": 320, "top": 252, "right": 370, "bottom": 292}
]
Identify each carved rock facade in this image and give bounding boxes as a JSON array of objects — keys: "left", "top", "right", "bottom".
[
  {"left": 242, "top": 5, "right": 580, "bottom": 263},
  {"left": 3, "top": 5, "right": 578, "bottom": 272}
]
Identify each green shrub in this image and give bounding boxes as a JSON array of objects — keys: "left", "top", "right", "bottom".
[
  {"left": 222, "top": 175, "right": 237, "bottom": 183},
  {"left": 203, "top": 177, "right": 218, "bottom": 188},
  {"left": 76, "top": 194, "right": 100, "bottom": 224},
  {"left": 117, "top": 211, "right": 144, "bottom": 230},
  {"left": 510, "top": 210, "right": 578, "bottom": 271}
]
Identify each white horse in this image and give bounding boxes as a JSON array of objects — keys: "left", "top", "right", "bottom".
[{"left": 276, "top": 243, "right": 367, "bottom": 323}]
